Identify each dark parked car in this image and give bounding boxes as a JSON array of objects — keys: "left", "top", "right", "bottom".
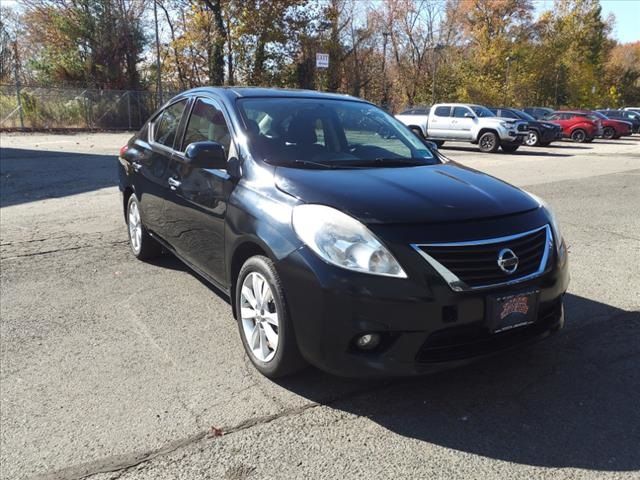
[
  {"left": 596, "top": 110, "right": 640, "bottom": 133},
  {"left": 118, "top": 87, "right": 569, "bottom": 378},
  {"left": 523, "top": 107, "right": 555, "bottom": 120},
  {"left": 489, "top": 107, "right": 563, "bottom": 146}
]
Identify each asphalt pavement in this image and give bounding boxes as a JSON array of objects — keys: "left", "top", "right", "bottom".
[{"left": 1, "top": 132, "right": 639, "bottom": 480}]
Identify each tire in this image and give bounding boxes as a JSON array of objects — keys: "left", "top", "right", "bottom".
[
  {"left": 501, "top": 144, "right": 519, "bottom": 153},
  {"left": 602, "top": 127, "right": 615, "bottom": 139},
  {"left": 524, "top": 130, "right": 540, "bottom": 146},
  {"left": 478, "top": 131, "right": 499, "bottom": 152},
  {"left": 235, "top": 255, "right": 306, "bottom": 378},
  {"left": 584, "top": 137, "right": 594, "bottom": 143},
  {"left": 126, "top": 194, "right": 162, "bottom": 260},
  {"left": 570, "top": 129, "right": 587, "bottom": 143},
  {"left": 410, "top": 127, "right": 425, "bottom": 139}
]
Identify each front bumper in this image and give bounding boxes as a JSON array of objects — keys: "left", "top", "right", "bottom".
[{"left": 277, "top": 218, "right": 569, "bottom": 377}]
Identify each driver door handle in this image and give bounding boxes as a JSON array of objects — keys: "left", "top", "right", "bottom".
[{"left": 168, "top": 177, "right": 181, "bottom": 190}]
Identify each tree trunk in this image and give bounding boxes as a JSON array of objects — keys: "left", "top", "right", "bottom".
[{"left": 203, "top": 0, "right": 226, "bottom": 85}]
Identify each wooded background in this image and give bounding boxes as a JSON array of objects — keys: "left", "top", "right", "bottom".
[{"left": 1, "top": 0, "right": 639, "bottom": 115}]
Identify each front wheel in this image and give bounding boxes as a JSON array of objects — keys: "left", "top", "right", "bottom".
[
  {"left": 501, "top": 144, "right": 519, "bottom": 153},
  {"left": 126, "top": 194, "right": 162, "bottom": 260},
  {"left": 478, "top": 132, "right": 499, "bottom": 152},
  {"left": 524, "top": 130, "right": 540, "bottom": 146},
  {"left": 236, "top": 256, "right": 306, "bottom": 378}
]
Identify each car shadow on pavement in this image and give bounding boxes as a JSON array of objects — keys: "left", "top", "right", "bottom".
[
  {"left": 277, "top": 293, "right": 639, "bottom": 472},
  {"left": 441, "top": 146, "right": 573, "bottom": 157},
  {"left": 0, "top": 147, "right": 116, "bottom": 207}
]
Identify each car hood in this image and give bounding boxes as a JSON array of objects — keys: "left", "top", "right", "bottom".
[
  {"left": 275, "top": 163, "right": 539, "bottom": 224},
  {"left": 538, "top": 121, "right": 560, "bottom": 129}
]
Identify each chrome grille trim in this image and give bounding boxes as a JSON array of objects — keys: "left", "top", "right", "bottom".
[{"left": 411, "top": 225, "right": 552, "bottom": 292}]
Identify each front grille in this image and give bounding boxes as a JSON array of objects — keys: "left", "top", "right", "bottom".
[
  {"left": 517, "top": 123, "right": 528, "bottom": 132},
  {"left": 414, "top": 225, "right": 550, "bottom": 289}
]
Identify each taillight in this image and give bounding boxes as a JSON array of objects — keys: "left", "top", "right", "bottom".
[{"left": 119, "top": 144, "right": 128, "bottom": 157}]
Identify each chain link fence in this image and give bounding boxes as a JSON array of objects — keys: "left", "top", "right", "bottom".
[{"left": 0, "top": 85, "right": 179, "bottom": 130}]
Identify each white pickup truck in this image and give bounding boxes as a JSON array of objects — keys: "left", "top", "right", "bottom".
[{"left": 395, "top": 103, "right": 529, "bottom": 153}]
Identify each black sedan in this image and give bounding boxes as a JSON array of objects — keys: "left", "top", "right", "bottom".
[
  {"left": 490, "top": 107, "right": 563, "bottom": 146},
  {"left": 118, "top": 87, "right": 569, "bottom": 378}
]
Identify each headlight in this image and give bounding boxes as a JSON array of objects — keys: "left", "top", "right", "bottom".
[
  {"left": 292, "top": 204, "right": 407, "bottom": 278},
  {"left": 525, "top": 192, "right": 565, "bottom": 256},
  {"left": 499, "top": 121, "right": 512, "bottom": 129}
]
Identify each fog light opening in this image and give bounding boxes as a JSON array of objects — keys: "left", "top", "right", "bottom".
[{"left": 354, "top": 333, "right": 381, "bottom": 351}]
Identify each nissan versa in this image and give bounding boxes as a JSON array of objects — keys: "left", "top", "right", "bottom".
[{"left": 118, "top": 87, "right": 569, "bottom": 378}]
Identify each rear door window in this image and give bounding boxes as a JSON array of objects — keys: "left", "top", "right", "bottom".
[{"left": 434, "top": 106, "right": 451, "bottom": 117}]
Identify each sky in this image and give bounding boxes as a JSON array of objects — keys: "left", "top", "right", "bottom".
[
  {"left": 534, "top": 0, "right": 640, "bottom": 43},
  {"left": 2, "top": 0, "right": 639, "bottom": 44}
]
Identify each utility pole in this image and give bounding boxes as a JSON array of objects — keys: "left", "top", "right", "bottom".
[
  {"left": 13, "top": 40, "right": 24, "bottom": 130},
  {"left": 431, "top": 44, "right": 443, "bottom": 105},
  {"left": 505, "top": 56, "right": 511, "bottom": 104},
  {"left": 153, "top": 0, "right": 163, "bottom": 105},
  {"left": 381, "top": 31, "right": 390, "bottom": 109}
]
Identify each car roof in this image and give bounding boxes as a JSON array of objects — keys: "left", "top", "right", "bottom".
[{"left": 179, "top": 86, "right": 365, "bottom": 103}]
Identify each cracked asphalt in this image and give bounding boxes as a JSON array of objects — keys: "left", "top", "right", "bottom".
[{"left": 1, "top": 132, "right": 639, "bottom": 480}]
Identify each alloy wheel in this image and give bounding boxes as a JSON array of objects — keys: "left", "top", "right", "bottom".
[
  {"left": 572, "top": 130, "right": 586, "bottom": 142},
  {"left": 128, "top": 200, "right": 142, "bottom": 254},
  {"left": 525, "top": 131, "right": 539, "bottom": 146},
  {"left": 240, "top": 272, "right": 279, "bottom": 362}
]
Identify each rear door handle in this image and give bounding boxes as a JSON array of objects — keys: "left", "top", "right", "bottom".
[{"left": 168, "top": 177, "right": 181, "bottom": 190}]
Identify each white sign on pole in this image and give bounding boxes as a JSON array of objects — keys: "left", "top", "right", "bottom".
[{"left": 316, "top": 53, "right": 329, "bottom": 69}]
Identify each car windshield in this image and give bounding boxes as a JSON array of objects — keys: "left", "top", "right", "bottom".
[
  {"left": 470, "top": 106, "right": 495, "bottom": 117},
  {"left": 513, "top": 109, "right": 536, "bottom": 122},
  {"left": 237, "top": 98, "right": 438, "bottom": 169}
]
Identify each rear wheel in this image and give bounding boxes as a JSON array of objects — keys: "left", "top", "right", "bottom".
[
  {"left": 126, "top": 194, "right": 162, "bottom": 260},
  {"left": 478, "top": 132, "right": 499, "bottom": 152},
  {"left": 501, "top": 144, "right": 519, "bottom": 153},
  {"left": 410, "top": 126, "right": 425, "bottom": 139},
  {"left": 570, "top": 129, "right": 587, "bottom": 143},
  {"left": 524, "top": 130, "right": 540, "bottom": 146},
  {"left": 236, "top": 256, "right": 306, "bottom": 378},
  {"left": 602, "top": 127, "right": 615, "bottom": 139}
]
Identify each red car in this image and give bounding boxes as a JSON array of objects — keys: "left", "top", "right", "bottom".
[
  {"left": 581, "top": 110, "right": 633, "bottom": 139},
  {"left": 546, "top": 111, "right": 603, "bottom": 143}
]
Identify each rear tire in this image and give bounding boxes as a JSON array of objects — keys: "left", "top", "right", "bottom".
[
  {"left": 235, "top": 256, "right": 307, "bottom": 378},
  {"left": 410, "top": 127, "right": 425, "bottom": 139},
  {"left": 570, "top": 129, "right": 587, "bottom": 143},
  {"left": 602, "top": 127, "right": 615, "bottom": 139},
  {"left": 478, "top": 132, "right": 499, "bottom": 152},
  {"left": 126, "top": 194, "right": 162, "bottom": 260},
  {"left": 501, "top": 144, "right": 519, "bottom": 153}
]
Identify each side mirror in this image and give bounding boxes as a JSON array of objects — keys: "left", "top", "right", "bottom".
[
  {"left": 184, "top": 141, "right": 226, "bottom": 169},
  {"left": 464, "top": 112, "right": 475, "bottom": 118}
]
